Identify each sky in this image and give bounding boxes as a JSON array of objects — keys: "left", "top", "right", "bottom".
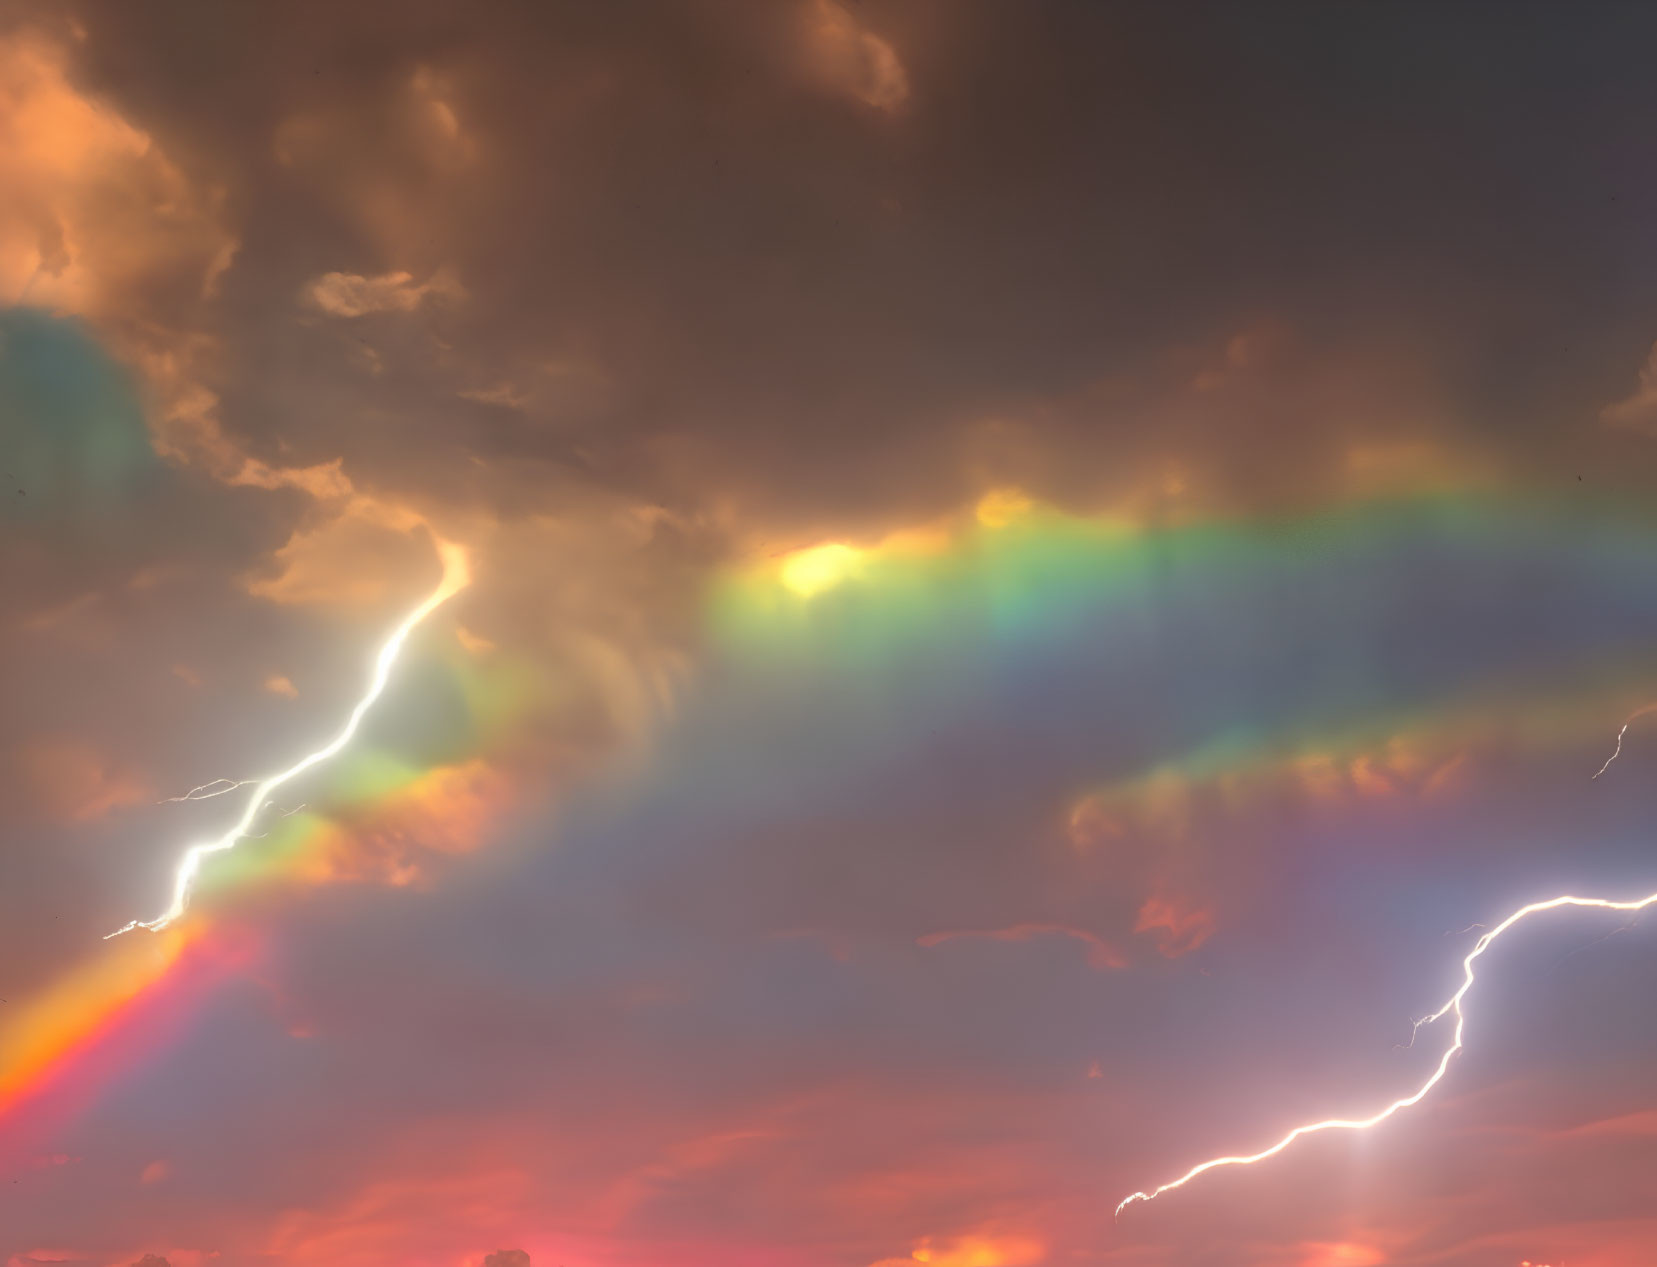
[{"left": 3, "top": 2, "right": 1657, "bottom": 1264}]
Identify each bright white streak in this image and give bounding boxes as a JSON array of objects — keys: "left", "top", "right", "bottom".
[
  {"left": 1592, "top": 702, "right": 1657, "bottom": 780},
  {"left": 1591, "top": 723, "right": 1630, "bottom": 780},
  {"left": 107, "top": 540, "right": 471, "bottom": 938},
  {"left": 159, "top": 778, "right": 257, "bottom": 803},
  {"left": 1116, "top": 887, "right": 1657, "bottom": 1217}
]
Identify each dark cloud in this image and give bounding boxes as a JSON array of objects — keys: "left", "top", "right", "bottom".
[{"left": 34, "top": 0, "right": 1657, "bottom": 537}]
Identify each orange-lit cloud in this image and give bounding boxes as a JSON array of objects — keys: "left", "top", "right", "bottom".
[
  {"left": 271, "top": 63, "right": 475, "bottom": 267},
  {"left": 1600, "top": 340, "right": 1657, "bottom": 432},
  {"left": 780, "top": 541, "right": 865, "bottom": 597},
  {"left": 1192, "top": 321, "right": 1291, "bottom": 392},
  {"left": 11, "top": 737, "right": 151, "bottom": 823},
  {"left": 1550, "top": 1106, "right": 1657, "bottom": 1141},
  {"left": 918, "top": 924, "right": 1126, "bottom": 971},
  {"left": 800, "top": 0, "right": 909, "bottom": 112},
  {"left": 302, "top": 268, "right": 462, "bottom": 318},
  {"left": 260, "top": 1166, "right": 533, "bottom": 1267},
  {"left": 1293, "top": 1244, "right": 1386, "bottom": 1267},
  {"left": 240, "top": 502, "right": 433, "bottom": 608},
  {"left": 869, "top": 1232, "right": 1045, "bottom": 1267},
  {"left": 263, "top": 674, "right": 298, "bottom": 699},
  {"left": 0, "top": 32, "right": 234, "bottom": 320},
  {"left": 1133, "top": 895, "right": 1215, "bottom": 958},
  {"left": 292, "top": 758, "right": 518, "bottom": 892},
  {"left": 0, "top": 28, "right": 237, "bottom": 475}
]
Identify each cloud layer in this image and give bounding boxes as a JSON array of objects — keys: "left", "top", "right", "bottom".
[{"left": 4, "top": 3, "right": 1657, "bottom": 1265}]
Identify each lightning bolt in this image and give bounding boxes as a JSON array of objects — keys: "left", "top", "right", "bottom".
[
  {"left": 1591, "top": 702, "right": 1657, "bottom": 779},
  {"left": 106, "top": 539, "right": 471, "bottom": 939},
  {"left": 1116, "top": 886, "right": 1657, "bottom": 1217},
  {"left": 158, "top": 778, "right": 257, "bottom": 804},
  {"left": 1592, "top": 725, "right": 1631, "bottom": 780}
]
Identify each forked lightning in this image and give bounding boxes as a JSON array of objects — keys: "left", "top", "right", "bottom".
[
  {"left": 1117, "top": 887, "right": 1657, "bottom": 1215},
  {"left": 107, "top": 541, "right": 471, "bottom": 938}
]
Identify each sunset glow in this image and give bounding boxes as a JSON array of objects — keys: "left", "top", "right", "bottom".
[{"left": 5, "top": 5, "right": 1657, "bottom": 1266}]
